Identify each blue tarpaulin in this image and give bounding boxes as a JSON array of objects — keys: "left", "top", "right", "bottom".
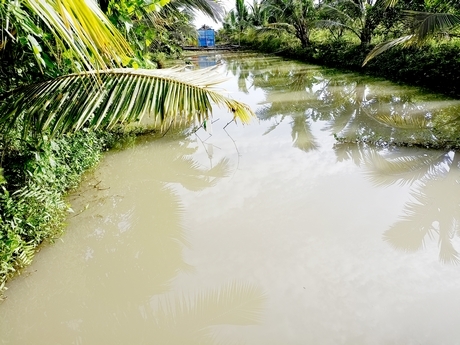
[{"left": 197, "top": 28, "right": 215, "bottom": 47}]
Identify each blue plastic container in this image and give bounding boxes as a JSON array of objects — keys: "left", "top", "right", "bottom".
[{"left": 197, "top": 29, "right": 215, "bottom": 47}]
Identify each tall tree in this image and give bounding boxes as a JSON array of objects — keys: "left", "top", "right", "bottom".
[
  {"left": 263, "top": 0, "right": 317, "bottom": 48},
  {"left": 249, "top": 0, "right": 268, "bottom": 26},
  {"left": 319, "top": 0, "right": 392, "bottom": 47}
]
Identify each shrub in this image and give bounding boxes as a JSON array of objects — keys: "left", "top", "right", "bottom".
[{"left": 0, "top": 127, "right": 148, "bottom": 296}]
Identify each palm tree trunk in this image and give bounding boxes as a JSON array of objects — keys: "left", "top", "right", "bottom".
[
  {"left": 295, "top": 24, "right": 310, "bottom": 48},
  {"left": 360, "top": 20, "right": 373, "bottom": 47}
]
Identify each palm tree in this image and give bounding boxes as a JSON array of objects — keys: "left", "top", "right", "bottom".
[
  {"left": 261, "top": 0, "right": 317, "bottom": 48},
  {"left": 0, "top": 0, "right": 254, "bottom": 138},
  {"left": 249, "top": 0, "right": 268, "bottom": 26},
  {"left": 236, "top": 0, "right": 250, "bottom": 30},
  {"left": 223, "top": 0, "right": 250, "bottom": 45},
  {"left": 318, "top": 0, "right": 390, "bottom": 47}
]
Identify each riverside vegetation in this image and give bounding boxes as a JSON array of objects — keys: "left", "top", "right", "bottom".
[{"left": 2, "top": 0, "right": 460, "bottom": 297}]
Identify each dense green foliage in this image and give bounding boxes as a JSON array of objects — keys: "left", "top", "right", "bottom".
[{"left": 0, "top": 132, "right": 104, "bottom": 292}]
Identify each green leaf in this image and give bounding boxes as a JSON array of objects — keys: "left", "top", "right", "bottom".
[{"left": 0, "top": 66, "right": 255, "bottom": 138}]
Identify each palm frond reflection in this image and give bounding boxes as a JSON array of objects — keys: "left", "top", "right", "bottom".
[
  {"left": 4, "top": 131, "right": 267, "bottom": 344},
  {"left": 221, "top": 54, "right": 460, "bottom": 149},
  {"left": 220, "top": 53, "right": 460, "bottom": 264},
  {"left": 336, "top": 143, "right": 460, "bottom": 264},
  {"left": 147, "top": 282, "right": 266, "bottom": 343}
]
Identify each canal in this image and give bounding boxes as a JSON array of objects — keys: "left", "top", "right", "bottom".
[{"left": 2, "top": 52, "right": 460, "bottom": 344}]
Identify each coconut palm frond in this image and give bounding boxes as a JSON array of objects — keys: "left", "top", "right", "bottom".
[
  {"left": 319, "top": 4, "right": 357, "bottom": 24},
  {"left": 23, "top": 0, "right": 132, "bottom": 70},
  {"left": 0, "top": 66, "right": 255, "bottom": 138},
  {"left": 256, "top": 23, "right": 296, "bottom": 34},
  {"left": 315, "top": 19, "right": 360, "bottom": 39},
  {"left": 363, "top": 11, "right": 460, "bottom": 65},
  {"left": 330, "top": 0, "right": 364, "bottom": 13},
  {"left": 403, "top": 11, "right": 460, "bottom": 43},
  {"left": 362, "top": 35, "right": 413, "bottom": 66},
  {"left": 384, "top": 0, "right": 399, "bottom": 8},
  {"left": 170, "top": 0, "right": 224, "bottom": 21},
  {"left": 372, "top": 113, "right": 431, "bottom": 129}
]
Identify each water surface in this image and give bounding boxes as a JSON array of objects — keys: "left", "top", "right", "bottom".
[{"left": 2, "top": 53, "right": 460, "bottom": 344}]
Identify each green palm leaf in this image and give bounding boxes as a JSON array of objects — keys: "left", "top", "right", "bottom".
[
  {"left": 384, "top": 0, "right": 398, "bottom": 8},
  {"left": 362, "top": 35, "right": 413, "bottom": 66},
  {"left": 406, "top": 11, "right": 460, "bottom": 41},
  {"left": 0, "top": 66, "right": 254, "bottom": 138},
  {"left": 22, "top": 0, "right": 133, "bottom": 70},
  {"left": 363, "top": 11, "right": 460, "bottom": 65},
  {"left": 319, "top": 3, "right": 359, "bottom": 24},
  {"left": 169, "top": 0, "right": 224, "bottom": 21},
  {"left": 256, "top": 22, "right": 296, "bottom": 34}
]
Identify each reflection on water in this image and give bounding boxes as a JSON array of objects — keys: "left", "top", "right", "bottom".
[
  {"left": 187, "top": 55, "right": 221, "bottom": 69},
  {"left": 318, "top": 142, "right": 460, "bottom": 267},
  {"left": 224, "top": 52, "right": 460, "bottom": 263},
  {"left": 3, "top": 53, "right": 460, "bottom": 344},
  {"left": 149, "top": 282, "right": 265, "bottom": 343},
  {"left": 226, "top": 53, "right": 460, "bottom": 148},
  {"left": 334, "top": 143, "right": 460, "bottom": 263},
  {"left": 0, "top": 134, "right": 265, "bottom": 344}
]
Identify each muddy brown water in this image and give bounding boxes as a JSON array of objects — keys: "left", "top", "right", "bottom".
[{"left": 2, "top": 53, "right": 460, "bottom": 344}]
